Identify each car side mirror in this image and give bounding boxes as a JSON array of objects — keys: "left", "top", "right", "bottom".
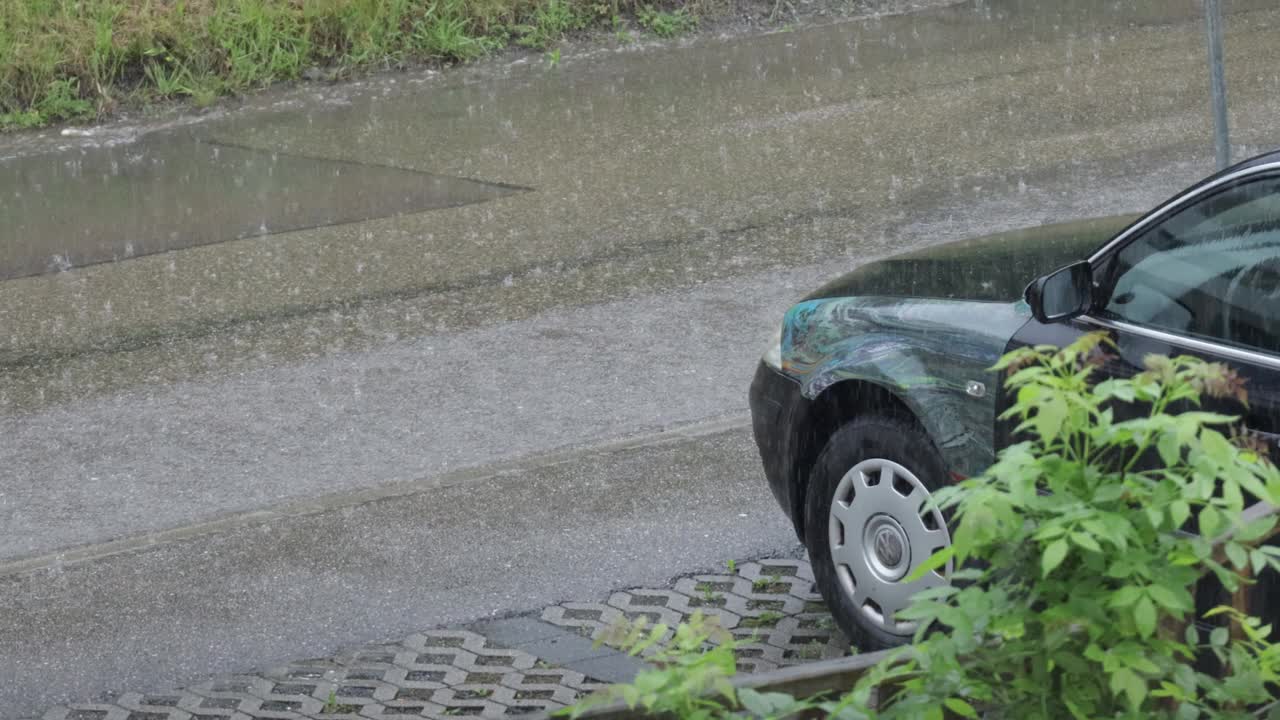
[{"left": 1025, "top": 261, "right": 1092, "bottom": 323}]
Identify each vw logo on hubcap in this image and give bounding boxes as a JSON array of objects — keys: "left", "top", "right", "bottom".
[
  {"left": 862, "top": 514, "right": 910, "bottom": 581},
  {"left": 874, "top": 527, "right": 904, "bottom": 567}
]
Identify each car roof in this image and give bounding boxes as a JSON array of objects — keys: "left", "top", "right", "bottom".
[{"left": 1207, "top": 148, "right": 1280, "bottom": 182}]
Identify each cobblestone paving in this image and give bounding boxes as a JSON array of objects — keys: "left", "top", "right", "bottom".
[
  {"left": 33, "top": 558, "right": 848, "bottom": 720},
  {"left": 541, "top": 558, "right": 849, "bottom": 674}
]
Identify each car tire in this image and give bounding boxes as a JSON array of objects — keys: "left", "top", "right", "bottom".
[{"left": 804, "top": 414, "right": 953, "bottom": 651}]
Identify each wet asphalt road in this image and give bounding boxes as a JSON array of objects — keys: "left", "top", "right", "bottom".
[{"left": 4, "top": 0, "right": 1280, "bottom": 714}]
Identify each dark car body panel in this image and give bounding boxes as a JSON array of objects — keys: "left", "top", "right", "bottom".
[
  {"left": 750, "top": 362, "right": 804, "bottom": 520},
  {"left": 781, "top": 296, "right": 1028, "bottom": 479},
  {"left": 804, "top": 216, "right": 1136, "bottom": 303},
  {"left": 751, "top": 216, "right": 1139, "bottom": 539}
]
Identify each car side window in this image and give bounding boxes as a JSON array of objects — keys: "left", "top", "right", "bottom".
[{"left": 1098, "top": 175, "right": 1280, "bottom": 355}]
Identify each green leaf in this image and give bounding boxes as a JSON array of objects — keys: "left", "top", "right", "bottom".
[
  {"left": 737, "top": 689, "right": 774, "bottom": 717},
  {"left": 1033, "top": 394, "right": 1069, "bottom": 443},
  {"left": 1081, "top": 518, "right": 1110, "bottom": 538},
  {"left": 1148, "top": 584, "right": 1188, "bottom": 611},
  {"left": 1134, "top": 595, "right": 1157, "bottom": 637},
  {"left": 1179, "top": 410, "right": 1241, "bottom": 426},
  {"left": 1221, "top": 478, "right": 1244, "bottom": 512},
  {"left": 1034, "top": 524, "right": 1067, "bottom": 540},
  {"left": 1145, "top": 505, "right": 1164, "bottom": 529},
  {"left": 1127, "top": 654, "right": 1161, "bottom": 675},
  {"left": 905, "top": 545, "right": 954, "bottom": 583},
  {"left": 1233, "top": 470, "right": 1277, "bottom": 508},
  {"left": 1042, "top": 539, "right": 1069, "bottom": 577},
  {"left": 912, "top": 584, "right": 960, "bottom": 603},
  {"left": 943, "top": 698, "right": 978, "bottom": 718},
  {"left": 1224, "top": 541, "right": 1248, "bottom": 570},
  {"left": 1157, "top": 431, "right": 1181, "bottom": 467},
  {"left": 1169, "top": 500, "right": 1191, "bottom": 528},
  {"left": 1062, "top": 697, "right": 1090, "bottom": 720},
  {"left": 1071, "top": 531, "right": 1102, "bottom": 552},
  {"left": 1210, "top": 626, "right": 1229, "bottom": 647},
  {"left": 1105, "top": 379, "right": 1137, "bottom": 402},
  {"left": 1095, "top": 484, "right": 1126, "bottom": 502},
  {"left": 1252, "top": 549, "right": 1269, "bottom": 575},
  {"left": 1110, "top": 667, "right": 1147, "bottom": 710},
  {"left": 713, "top": 678, "right": 737, "bottom": 704},
  {"left": 1185, "top": 624, "right": 1199, "bottom": 646},
  {"left": 1199, "top": 506, "right": 1223, "bottom": 538},
  {"left": 1109, "top": 586, "right": 1143, "bottom": 608},
  {"left": 1017, "top": 384, "right": 1042, "bottom": 407},
  {"left": 1200, "top": 428, "right": 1235, "bottom": 462},
  {"left": 990, "top": 613, "right": 1025, "bottom": 640}
]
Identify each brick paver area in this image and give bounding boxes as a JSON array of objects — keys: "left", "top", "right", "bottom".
[{"left": 34, "top": 557, "right": 850, "bottom": 720}]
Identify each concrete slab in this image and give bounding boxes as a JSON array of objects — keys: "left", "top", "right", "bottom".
[{"left": 470, "top": 617, "right": 646, "bottom": 681}]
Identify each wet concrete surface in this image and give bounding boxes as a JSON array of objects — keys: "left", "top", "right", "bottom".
[
  {"left": 2, "top": 426, "right": 799, "bottom": 715},
  {"left": 0, "top": 153, "right": 1209, "bottom": 564},
  {"left": 6, "top": 0, "right": 1280, "bottom": 365},
  {"left": 3, "top": 0, "right": 1280, "bottom": 713},
  {"left": 1, "top": 271, "right": 800, "bottom": 561},
  {"left": 0, "top": 137, "right": 523, "bottom": 282}
]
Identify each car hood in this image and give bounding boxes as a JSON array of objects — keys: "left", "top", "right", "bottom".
[{"left": 805, "top": 215, "right": 1138, "bottom": 303}]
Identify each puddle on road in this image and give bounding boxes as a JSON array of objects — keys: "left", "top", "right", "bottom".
[{"left": 0, "top": 135, "right": 525, "bottom": 281}]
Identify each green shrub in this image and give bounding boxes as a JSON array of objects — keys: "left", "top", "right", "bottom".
[
  {"left": 562, "top": 612, "right": 743, "bottom": 719},
  {"left": 561, "top": 334, "right": 1280, "bottom": 719},
  {"left": 880, "top": 333, "right": 1280, "bottom": 718}
]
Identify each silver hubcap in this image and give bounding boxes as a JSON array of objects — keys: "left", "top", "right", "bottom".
[{"left": 828, "top": 458, "right": 951, "bottom": 635}]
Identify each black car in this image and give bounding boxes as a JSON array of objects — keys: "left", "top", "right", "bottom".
[{"left": 750, "top": 150, "right": 1280, "bottom": 650}]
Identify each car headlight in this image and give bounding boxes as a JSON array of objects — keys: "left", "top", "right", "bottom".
[{"left": 762, "top": 324, "right": 784, "bottom": 370}]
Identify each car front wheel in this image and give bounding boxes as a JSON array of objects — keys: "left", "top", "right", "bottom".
[{"left": 804, "top": 415, "right": 953, "bottom": 650}]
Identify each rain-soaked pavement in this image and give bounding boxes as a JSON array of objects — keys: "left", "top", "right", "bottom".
[
  {"left": 4, "top": 0, "right": 1280, "bottom": 714},
  {"left": 1, "top": 137, "right": 525, "bottom": 282}
]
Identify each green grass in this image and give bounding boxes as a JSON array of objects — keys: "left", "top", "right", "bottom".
[
  {"left": 637, "top": 5, "right": 696, "bottom": 38},
  {"left": 0, "top": 0, "right": 711, "bottom": 130},
  {"left": 740, "top": 610, "right": 784, "bottom": 628}
]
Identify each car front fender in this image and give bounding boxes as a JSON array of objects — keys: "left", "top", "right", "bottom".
[{"left": 781, "top": 296, "right": 1030, "bottom": 478}]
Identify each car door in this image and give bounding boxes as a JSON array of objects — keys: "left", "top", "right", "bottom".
[{"left": 1001, "top": 168, "right": 1280, "bottom": 635}]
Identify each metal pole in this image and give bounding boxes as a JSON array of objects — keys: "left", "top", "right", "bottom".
[{"left": 1204, "top": 0, "right": 1230, "bottom": 170}]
